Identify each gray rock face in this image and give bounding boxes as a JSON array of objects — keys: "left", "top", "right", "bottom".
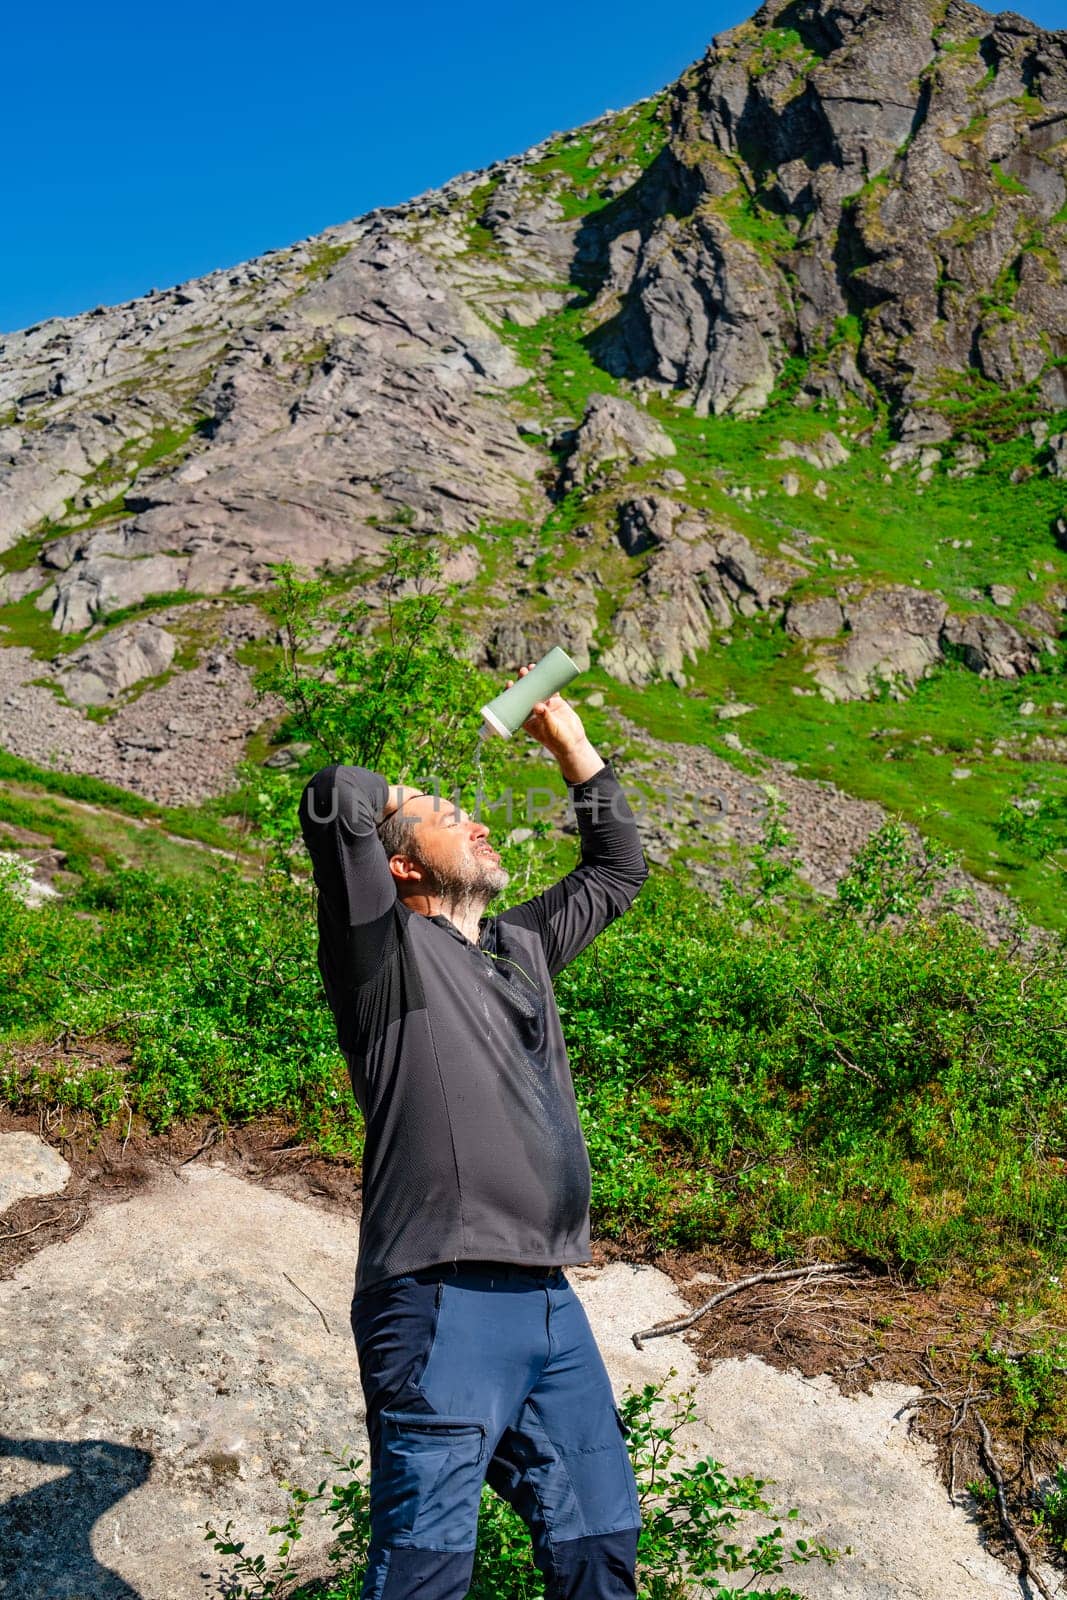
[
  {"left": 570, "top": 0, "right": 1067, "bottom": 426},
  {"left": 601, "top": 507, "right": 803, "bottom": 685},
  {"left": 57, "top": 621, "right": 177, "bottom": 706},
  {"left": 616, "top": 495, "right": 680, "bottom": 555},
  {"left": 802, "top": 582, "right": 1054, "bottom": 700},
  {"left": 480, "top": 606, "right": 597, "bottom": 675},
  {"left": 590, "top": 212, "right": 785, "bottom": 418},
  {"left": 0, "top": 186, "right": 573, "bottom": 621},
  {"left": 942, "top": 611, "right": 1043, "bottom": 678},
  {"left": 560, "top": 394, "right": 676, "bottom": 491},
  {"left": 773, "top": 433, "right": 851, "bottom": 471},
  {"left": 785, "top": 595, "right": 846, "bottom": 640},
  {"left": 4, "top": 1162, "right": 1048, "bottom": 1600},
  {"left": 0, "top": 1133, "right": 70, "bottom": 1214},
  {"left": 813, "top": 586, "right": 948, "bottom": 701}
]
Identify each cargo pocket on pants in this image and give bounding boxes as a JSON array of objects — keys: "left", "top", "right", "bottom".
[{"left": 377, "top": 1410, "right": 488, "bottom": 1552}]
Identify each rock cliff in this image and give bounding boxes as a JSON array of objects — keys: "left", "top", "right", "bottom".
[
  {"left": 580, "top": 0, "right": 1067, "bottom": 433},
  {"left": 0, "top": 0, "right": 1064, "bottom": 894}
]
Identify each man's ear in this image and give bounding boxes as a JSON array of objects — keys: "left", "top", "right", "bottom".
[{"left": 387, "top": 853, "right": 423, "bottom": 884}]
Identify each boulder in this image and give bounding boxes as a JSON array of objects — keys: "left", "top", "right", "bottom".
[
  {"left": 1018, "top": 603, "right": 1062, "bottom": 645},
  {"left": 941, "top": 613, "right": 1043, "bottom": 679},
  {"left": 480, "top": 600, "right": 597, "bottom": 675},
  {"left": 616, "top": 496, "right": 679, "bottom": 556},
  {"left": 57, "top": 622, "right": 178, "bottom": 706},
  {"left": 784, "top": 596, "right": 845, "bottom": 641},
  {"left": 0, "top": 1132, "right": 71, "bottom": 1213},
  {"left": 561, "top": 394, "right": 675, "bottom": 491},
  {"left": 600, "top": 541, "right": 718, "bottom": 688},
  {"left": 600, "top": 529, "right": 802, "bottom": 687},
  {"left": 772, "top": 433, "right": 850, "bottom": 471},
  {"left": 811, "top": 586, "right": 947, "bottom": 702},
  {"left": 50, "top": 555, "right": 190, "bottom": 633}
]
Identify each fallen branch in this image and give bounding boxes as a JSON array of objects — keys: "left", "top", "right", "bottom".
[
  {"left": 631, "top": 1262, "right": 866, "bottom": 1350},
  {"left": 179, "top": 1123, "right": 222, "bottom": 1167},
  {"left": 0, "top": 1212, "right": 62, "bottom": 1242},
  {"left": 283, "top": 1271, "right": 331, "bottom": 1335},
  {"left": 974, "top": 1411, "right": 1056, "bottom": 1600}
]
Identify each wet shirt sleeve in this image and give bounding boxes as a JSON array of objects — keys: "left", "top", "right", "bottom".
[{"left": 498, "top": 761, "right": 649, "bottom": 979}]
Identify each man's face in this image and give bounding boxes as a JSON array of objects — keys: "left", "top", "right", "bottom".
[{"left": 388, "top": 795, "right": 510, "bottom": 901}]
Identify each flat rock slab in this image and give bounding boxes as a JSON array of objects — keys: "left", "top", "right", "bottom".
[
  {"left": 0, "top": 1132, "right": 71, "bottom": 1214},
  {"left": 577, "top": 1259, "right": 1055, "bottom": 1597},
  {"left": 0, "top": 1167, "right": 1058, "bottom": 1599}
]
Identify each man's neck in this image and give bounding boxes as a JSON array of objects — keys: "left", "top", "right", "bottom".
[{"left": 403, "top": 893, "right": 488, "bottom": 946}]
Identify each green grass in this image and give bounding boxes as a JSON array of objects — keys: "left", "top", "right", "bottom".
[
  {"left": 0, "top": 785, "right": 229, "bottom": 882},
  {"left": 597, "top": 637, "right": 1067, "bottom": 928},
  {"left": 748, "top": 24, "right": 822, "bottom": 80},
  {"left": 485, "top": 293, "right": 1067, "bottom": 929},
  {"left": 713, "top": 188, "right": 798, "bottom": 258},
  {"left": 0, "top": 749, "right": 242, "bottom": 852},
  {"left": 992, "top": 161, "right": 1031, "bottom": 197},
  {"left": 455, "top": 95, "right": 671, "bottom": 257},
  {"left": 300, "top": 242, "right": 351, "bottom": 281}
]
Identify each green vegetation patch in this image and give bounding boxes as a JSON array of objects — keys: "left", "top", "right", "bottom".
[{"left": 300, "top": 242, "right": 351, "bottom": 281}]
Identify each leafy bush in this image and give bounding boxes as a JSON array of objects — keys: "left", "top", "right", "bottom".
[
  {"left": 205, "top": 1373, "right": 843, "bottom": 1599},
  {"left": 234, "top": 537, "right": 512, "bottom": 857},
  {"left": 1036, "top": 1464, "right": 1067, "bottom": 1556},
  {"left": 4, "top": 546, "right": 1067, "bottom": 1287}
]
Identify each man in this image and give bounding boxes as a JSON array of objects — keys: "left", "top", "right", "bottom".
[{"left": 298, "top": 665, "right": 649, "bottom": 1600}]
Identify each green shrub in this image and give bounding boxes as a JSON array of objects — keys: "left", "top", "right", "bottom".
[{"left": 1036, "top": 1464, "right": 1067, "bottom": 1555}]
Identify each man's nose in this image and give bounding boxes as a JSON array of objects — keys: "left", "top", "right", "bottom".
[{"left": 471, "top": 822, "right": 490, "bottom": 843}]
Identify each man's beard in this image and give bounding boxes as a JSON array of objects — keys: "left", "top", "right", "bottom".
[{"left": 418, "top": 848, "right": 510, "bottom": 913}]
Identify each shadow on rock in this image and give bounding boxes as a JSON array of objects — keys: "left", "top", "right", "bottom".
[{"left": 0, "top": 1434, "right": 152, "bottom": 1599}]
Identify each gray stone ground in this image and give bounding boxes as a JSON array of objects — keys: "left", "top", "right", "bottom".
[
  {"left": 0, "top": 1142, "right": 1062, "bottom": 1599},
  {"left": 0, "top": 1132, "right": 70, "bottom": 1213}
]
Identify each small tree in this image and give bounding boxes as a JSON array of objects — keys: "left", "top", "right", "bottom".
[
  {"left": 996, "top": 792, "right": 1067, "bottom": 882},
  {"left": 832, "top": 816, "right": 962, "bottom": 929},
  {"left": 205, "top": 1372, "right": 843, "bottom": 1599},
  {"left": 235, "top": 535, "right": 512, "bottom": 857}
]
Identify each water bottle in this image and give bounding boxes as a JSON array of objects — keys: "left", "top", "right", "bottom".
[{"left": 479, "top": 646, "right": 581, "bottom": 739}]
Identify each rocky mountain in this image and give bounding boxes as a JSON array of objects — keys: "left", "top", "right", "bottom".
[
  {"left": 587, "top": 0, "right": 1067, "bottom": 430},
  {"left": 1, "top": 0, "right": 1065, "bottom": 923}
]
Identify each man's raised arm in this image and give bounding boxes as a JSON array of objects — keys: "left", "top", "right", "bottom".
[
  {"left": 298, "top": 766, "right": 420, "bottom": 989},
  {"left": 498, "top": 731, "right": 649, "bottom": 978}
]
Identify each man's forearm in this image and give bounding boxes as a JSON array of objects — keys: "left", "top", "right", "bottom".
[{"left": 555, "top": 737, "right": 605, "bottom": 785}]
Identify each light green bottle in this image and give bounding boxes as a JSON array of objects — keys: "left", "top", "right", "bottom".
[{"left": 479, "top": 646, "right": 581, "bottom": 739}]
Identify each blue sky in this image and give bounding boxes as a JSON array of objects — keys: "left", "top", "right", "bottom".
[{"left": 3, "top": 0, "right": 1065, "bottom": 334}]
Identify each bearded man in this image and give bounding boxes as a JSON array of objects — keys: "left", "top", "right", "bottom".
[{"left": 298, "top": 666, "right": 649, "bottom": 1600}]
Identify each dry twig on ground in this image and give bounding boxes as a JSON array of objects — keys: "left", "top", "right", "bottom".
[{"left": 631, "top": 1262, "right": 869, "bottom": 1349}]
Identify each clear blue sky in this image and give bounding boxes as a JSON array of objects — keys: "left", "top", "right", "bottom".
[{"left": 3, "top": 0, "right": 1064, "bottom": 335}]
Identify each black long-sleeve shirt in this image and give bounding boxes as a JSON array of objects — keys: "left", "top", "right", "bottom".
[{"left": 298, "top": 759, "right": 648, "bottom": 1290}]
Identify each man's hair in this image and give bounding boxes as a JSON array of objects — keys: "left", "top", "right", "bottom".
[{"left": 377, "top": 806, "right": 428, "bottom": 871}]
